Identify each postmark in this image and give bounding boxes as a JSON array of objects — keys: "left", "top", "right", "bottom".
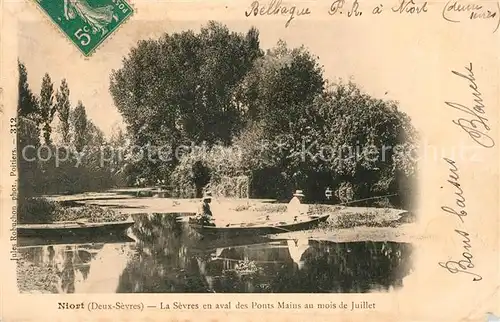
[{"left": 33, "top": 0, "right": 134, "bottom": 56}]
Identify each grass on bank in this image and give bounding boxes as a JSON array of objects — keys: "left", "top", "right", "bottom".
[
  {"left": 18, "top": 196, "right": 412, "bottom": 229},
  {"left": 18, "top": 197, "right": 128, "bottom": 224},
  {"left": 233, "top": 202, "right": 409, "bottom": 230}
]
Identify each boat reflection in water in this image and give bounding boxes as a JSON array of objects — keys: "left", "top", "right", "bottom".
[{"left": 18, "top": 214, "right": 413, "bottom": 293}]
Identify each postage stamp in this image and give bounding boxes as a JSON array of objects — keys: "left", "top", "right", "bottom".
[{"left": 34, "top": 0, "right": 134, "bottom": 56}]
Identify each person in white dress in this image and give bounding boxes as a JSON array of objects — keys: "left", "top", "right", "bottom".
[{"left": 286, "top": 190, "right": 309, "bottom": 218}]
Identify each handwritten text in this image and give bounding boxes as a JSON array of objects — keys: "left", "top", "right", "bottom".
[
  {"left": 445, "top": 63, "right": 494, "bottom": 148},
  {"left": 438, "top": 158, "right": 482, "bottom": 282},
  {"left": 245, "top": 0, "right": 311, "bottom": 27}
]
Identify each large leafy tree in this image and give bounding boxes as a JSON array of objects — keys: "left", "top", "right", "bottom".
[
  {"left": 232, "top": 41, "right": 326, "bottom": 197},
  {"left": 235, "top": 79, "right": 417, "bottom": 205},
  {"left": 109, "top": 21, "right": 263, "bottom": 183},
  {"left": 236, "top": 40, "right": 325, "bottom": 136},
  {"left": 282, "top": 81, "right": 418, "bottom": 205},
  {"left": 321, "top": 82, "right": 416, "bottom": 198},
  {"left": 39, "top": 73, "right": 56, "bottom": 145}
]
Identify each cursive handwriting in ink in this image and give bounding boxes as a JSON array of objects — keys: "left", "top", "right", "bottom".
[
  {"left": 347, "top": 0, "right": 362, "bottom": 16},
  {"left": 445, "top": 63, "right": 495, "bottom": 148},
  {"left": 245, "top": 0, "right": 311, "bottom": 27},
  {"left": 328, "top": 0, "right": 363, "bottom": 16},
  {"left": 442, "top": 0, "right": 500, "bottom": 32},
  {"left": 329, "top": 0, "right": 345, "bottom": 15},
  {"left": 438, "top": 230, "right": 483, "bottom": 281},
  {"left": 442, "top": 0, "right": 482, "bottom": 22},
  {"left": 438, "top": 158, "right": 482, "bottom": 282},
  {"left": 467, "top": 2, "right": 500, "bottom": 33},
  {"left": 441, "top": 157, "right": 467, "bottom": 223},
  {"left": 469, "top": 9, "right": 497, "bottom": 20},
  {"left": 496, "top": 1, "right": 500, "bottom": 32},
  {"left": 392, "top": 0, "right": 428, "bottom": 14}
]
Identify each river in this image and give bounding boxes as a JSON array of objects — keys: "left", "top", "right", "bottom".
[{"left": 18, "top": 213, "right": 413, "bottom": 293}]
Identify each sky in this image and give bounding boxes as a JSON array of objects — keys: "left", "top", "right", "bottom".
[{"left": 14, "top": 0, "right": 492, "bottom": 139}]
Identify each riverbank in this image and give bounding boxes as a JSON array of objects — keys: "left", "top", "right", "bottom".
[
  {"left": 228, "top": 202, "right": 419, "bottom": 243},
  {"left": 18, "top": 197, "right": 130, "bottom": 224},
  {"left": 20, "top": 193, "right": 419, "bottom": 244},
  {"left": 24, "top": 192, "right": 415, "bottom": 222},
  {"left": 25, "top": 194, "right": 412, "bottom": 225}
]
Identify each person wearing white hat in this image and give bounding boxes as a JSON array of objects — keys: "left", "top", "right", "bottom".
[
  {"left": 286, "top": 189, "right": 308, "bottom": 217},
  {"left": 201, "top": 191, "right": 213, "bottom": 214},
  {"left": 195, "top": 191, "right": 215, "bottom": 226}
]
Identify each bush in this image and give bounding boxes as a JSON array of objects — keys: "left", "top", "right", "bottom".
[
  {"left": 308, "top": 204, "right": 341, "bottom": 215},
  {"left": 18, "top": 197, "right": 59, "bottom": 224},
  {"left": 17, "top": 197, "right": 128, "bottom": 224},
  {"left": 170, "top": 144, "right": 249, "bottom": 198},
  {"left": 253, "top": 204, "right": 287, "bottom": 213},
  {"left": 52, "top": 205, "right": 129, "bottom": 223}
]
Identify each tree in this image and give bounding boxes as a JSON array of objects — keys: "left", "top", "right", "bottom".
[
  {"left": 17, "top": 116, "right": 41, "bottom": 197},
  {"left": 108, "top": 24, "right": 417, "bottom": 207},
  {"left": 234, "top": 78, "right": 417, "bottom": 204},
  {"left": 17, "top": 62, "right": 42, "bottom": 197},
  {"left": 170, "top": 142, "right": 250, "bottom": 198},
  {"left": 287, "top": 81, "right": 418, "bottom": 205},
  {"left": 72, "top": 101, "right": 88, "bottom": 153},
  {"left": 85, "top": 121, "right": 105, "bottom": 148},
  {"left": 56, "top": 79, "right": 71, "bottom": 144},
  {"left": 39, "top": 73, "right": 56, "bottom": 145},
  {"left": 236, "top": 40, "right": 325, "bottom": 135},
  {"left": 231, "top": 41, "right": 326, "bottom": 198},
  {"left": 107, "top": 127, "right": 131, "bottom": 187},
  {"left": 18, "top": 61, "right": 39, "bottom": 119},
  {"left": 109, "top": 22, "right": 263, "bottom": 183}
]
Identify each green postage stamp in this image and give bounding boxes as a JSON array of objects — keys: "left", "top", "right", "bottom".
[{"left": 34, "top": 0, "right": 134, "bottom": 56}]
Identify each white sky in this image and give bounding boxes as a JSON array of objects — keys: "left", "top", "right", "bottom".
[{"left": 15, "top": 0, "right": 493, "bottom": 139}]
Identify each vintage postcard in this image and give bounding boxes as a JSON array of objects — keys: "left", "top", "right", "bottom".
[{"left": 0, "top": 0, "right": 498, "bottom": 321}]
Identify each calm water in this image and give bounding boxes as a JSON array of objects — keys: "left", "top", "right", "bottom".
[{"left": 18, "top": 214, "right": 413, "bottom": 293}]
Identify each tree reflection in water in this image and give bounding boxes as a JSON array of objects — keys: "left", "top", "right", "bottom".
[
  {"left": 267, "top": 241, "right": 412, "bottom": 293},
  {"left": 60, "top": 247, "right": 76, "bottom": 293},
  {"left": 116, "top": 214, "right": 413, "bottom": 293},
  {"left": 19, "top": 214, "right": 413, "bottom": 293},
  {"left": 19, "top": 244, "right": 103, "bottom": 293},
  {"left": 117, "top": 214, "right": 210, "bottom": 293}
]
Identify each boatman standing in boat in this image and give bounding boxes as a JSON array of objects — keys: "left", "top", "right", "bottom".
[{"left": 287, "top": 190, "right": 309, "bottom": 217}]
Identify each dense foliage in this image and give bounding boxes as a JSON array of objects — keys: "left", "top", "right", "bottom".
[
  {"left": 18, "top": 21, "right": 417, "bottom": 212},
  {"left": 170, "top": 144, "right": 249, "bottom": 198},
  {"left": 109, "top": 22, "right": 263, "bottom": 185},
  {"left": 17, "top": 62, "right": 127, "bottom": 222},
  {"left": 109, "top": 21, "right": 417, "bottom": 208}
]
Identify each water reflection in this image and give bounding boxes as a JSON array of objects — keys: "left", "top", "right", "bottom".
[
  {"left": 18, "top": 214, "right": 413, "bottom": 293},
  {"left": 19, "top": 241, "right": 133, "bottom": 293}
]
